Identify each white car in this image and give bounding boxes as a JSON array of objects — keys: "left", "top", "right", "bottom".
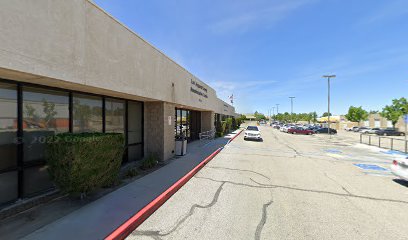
[
  {"left": 391, "top": 156, "right": 408, "bottom": 181},
  {"left": 367, "top": 128, "right": 381, "bottom": 134},
  {"left": 244, "top": 126, "right": 262, "bottom": 141},
  {"left": 284, "top": 126, "right": 295, "bottom": 133},
  {"left": 359, "top": 128, "right": 372, "bottom": 134}
]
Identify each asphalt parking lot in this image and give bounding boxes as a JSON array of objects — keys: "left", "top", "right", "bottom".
[{"left": 128, "top": 124, "right": 408, "bottom": 240}]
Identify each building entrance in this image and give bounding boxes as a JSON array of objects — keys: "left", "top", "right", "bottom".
[{"left": 175, "top": 108, "right": 201, "bottom": 141}]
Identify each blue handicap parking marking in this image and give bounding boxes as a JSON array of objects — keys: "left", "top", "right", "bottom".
[
  {"left": 380, "top": 150, "right": 408, "bottom": 157},
  {"left": 325, "top": 149, "right": 342, "bottom": 154},
  {"left": 353, "top": 163, "right": 387, "bottom": 171}
]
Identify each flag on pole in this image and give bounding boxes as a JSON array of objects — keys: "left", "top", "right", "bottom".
[{"left": 229, "top": 94, "right": 234, "bottom": 105}]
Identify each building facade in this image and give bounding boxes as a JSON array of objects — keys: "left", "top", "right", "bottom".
[{"left": 0, "top": 0, "right": 237, "bottom": 207}]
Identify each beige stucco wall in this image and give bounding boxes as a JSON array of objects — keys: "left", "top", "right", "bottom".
[
  {"left": 144, "top": 102, "right": 176, "bottom": 161},
  {"left": 201, "top": 111, "right": 214, "bottom": 132},
  {"left": 0, "top": 0, "right": 235, "bottom": 115}
]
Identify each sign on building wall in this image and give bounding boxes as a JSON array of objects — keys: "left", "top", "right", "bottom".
[{"left": 190, "top": 79, "right": 208, "bottom": 99}]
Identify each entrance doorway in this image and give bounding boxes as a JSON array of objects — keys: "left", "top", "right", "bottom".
[{"left": 175, "top": 108, "right": 201, "bottom": 142}]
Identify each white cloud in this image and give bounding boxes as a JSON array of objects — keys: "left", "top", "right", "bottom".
[
  {"left": 359, "top": 0, "right": 408, "bottom": 25},
  {"left": 209, "top": 0, "right": 317, "bottom": 34}
]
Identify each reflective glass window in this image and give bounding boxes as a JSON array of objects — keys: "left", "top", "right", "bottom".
[
  {"left": 23, "top": 87, "right": 69, "bottom": 162},
  {"left": 105, "top": 98, "right": 125, "bottom": 133},
  {"left": 73, "top": 94, "right": 102, "bottom": 133}
]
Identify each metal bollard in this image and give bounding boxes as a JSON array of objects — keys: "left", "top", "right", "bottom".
[
  {"left": 369, "top": 135, "right": 371, "bottom": 145},
  {"left": 379, "top": 137, "right": 381, "bottom": 148},
  {"left": 391, "top": 138, "right": 393, "bottom": 150}
]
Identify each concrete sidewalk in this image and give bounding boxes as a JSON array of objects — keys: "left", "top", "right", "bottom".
[{"left": 20, "top": 133, "right": 239, "bottom": 240}]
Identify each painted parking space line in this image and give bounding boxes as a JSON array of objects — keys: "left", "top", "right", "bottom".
[
  {"left": 363, "top": 171, "right": 394, "bottom": 177},
  {"left": 325, "top": 149, "right": 342, "bottom": 154},
  {"left": 380, "top": 150, "right": 408, "bottom": 157},
  {"left": 354, "top": 163, "right": 387, "bottom": 171}
]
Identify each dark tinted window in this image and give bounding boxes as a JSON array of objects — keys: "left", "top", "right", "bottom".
[
  {"left": 0, "top": 83, "right": 17, "bottom": 171},
  {"left": 247, "top": 126, "right": 258, "bottom": 131}
]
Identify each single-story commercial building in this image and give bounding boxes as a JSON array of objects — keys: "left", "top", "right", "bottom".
[{"left": 0, "top": 1, "right": 238, "bottom": 207}]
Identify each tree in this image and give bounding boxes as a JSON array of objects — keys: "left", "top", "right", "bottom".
[
  {"left": 24, "top": 104, "right": 40, "bottom": 122},
  {"left": 322, "top": 112, "right": 332, "bottom": 117},
  {"left": 43, "top": 99, "right": 57, "bottom": 128},
  {"left": 345, "top": 106, "right": 368, "bottom": 123},
  {"left": 381, "top": 97, "right": 408, "bottom": 128},
  {"left": 369, "top": 110, "right": 379, "bottom": 114},
  {"left": 311, "top": 112, "right": 318, "bottom": 123},
  {"left": 254, "top": 111, "right": 266, "bottom": 121}
]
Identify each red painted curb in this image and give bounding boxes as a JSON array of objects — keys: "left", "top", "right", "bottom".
[
  {"left": 105, "top": 130, "right": 243, "bottom": 240},
  {"left": 105, "top": 147, "right": 222, "bottom": 240}
]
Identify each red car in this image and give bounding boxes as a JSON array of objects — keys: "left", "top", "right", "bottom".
[{"left": 287, "top": 127, "right": 314, "bottom": 135}]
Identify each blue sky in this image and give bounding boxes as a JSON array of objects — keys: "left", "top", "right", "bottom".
[{"left": 93, "top": 0, "right": 408, "bottom": 116}]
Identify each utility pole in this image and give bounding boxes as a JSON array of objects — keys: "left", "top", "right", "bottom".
[
  {"left": 276, "top": 104, "right": 280, "bottom": 115},
  {"left": 289, "top": 97, "right": 295, "bottom": 123},
  {"left": 272, "top": 107, "right": 275, "bottom": 121},
  {"left": 322, "top": 75, "right": 336, "bottom": 138}
]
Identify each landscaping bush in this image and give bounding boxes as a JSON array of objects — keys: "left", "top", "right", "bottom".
[
  {"left": 45, "top": 132, "right": 125, "bottom": 195},
  {"left": 236, "top": 119, "right": 242, "bottom": 129},
  {"left": 232, "top": 118, "right": 237, "bottom": 130},
  {"left": 221, "top": 121, "right": 227, "bottom": 135},
  {"left": 226, "top": 118, "right": 233, "bottom": 133},
  {"left": 140, "top": 153, "right": 158, "bottom": 170},
  {"left": 216, "top": 120, "right": 223, "bottom": 137}
]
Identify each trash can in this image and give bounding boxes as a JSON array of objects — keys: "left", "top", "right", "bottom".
[{"left": 175, "top": 135, "right": 187, "bottom": 156}]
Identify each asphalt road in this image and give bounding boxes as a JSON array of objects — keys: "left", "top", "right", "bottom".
[{"left": 127, "top": 124, "right": 408, "bottom": 240}]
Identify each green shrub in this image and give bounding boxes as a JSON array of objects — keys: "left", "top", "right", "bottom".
[
  {"left": 215, "top": 121, "right": 223, "bottom": 137},
  {"left": 45, "top": 133, "right": 125, "bottom": 195},
  {"left": 226, "top": 118, "right": 233, "bottom": 133},
  {"left": 232, "top": 118, "right": 237, "bottom": 130},
  {"left": 221, "top": 121, "right": 227, "bottom": 135},
  {"left": 140, "top": 153, "right": 158, "bottom": 170},
  {"left": 236, "top": 119, "right": 242, "bottom": 129}
]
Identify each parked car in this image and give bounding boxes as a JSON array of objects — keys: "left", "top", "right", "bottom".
[
  {"left": 366, "top": 128, "right": 381, "bottom": 134},
  {"left": 358, "top": 127, "right": 370, "bottom": 133},
  {"left": 376, "top": 129, "right": 405, "bottom": 136},
  {"left": 344, "top": 126, "right": 353, "bottom": 131},
  {"left": 244, "top": 126, "right": 262, "bottom": 140},
  {"left": 287, "top": 127, "right": 314, "bottom": 135},
  {"left": 280, "top": 125, "right": 289, "bottom": 132},
  {"left": 314, "top": 128, "right": 337, "bottom": 134},
  {"left": 284, "top": 126, "right": 295, "bottom": 133},
  {"left": 391, "top": 156, "right": 408, "bottom": 181},
  {"left": 352, "top": 127, "right": 362, "bottom": 132}
]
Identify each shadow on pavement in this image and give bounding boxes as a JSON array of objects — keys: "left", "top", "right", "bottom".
[
  {"left": 393, "top": 179, "right": 408, "bottom": 188},
  {"left": 244, "top": 138, "right": 263, "bottom": 142}
]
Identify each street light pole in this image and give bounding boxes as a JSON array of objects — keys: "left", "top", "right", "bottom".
[
  {"left": 322, "top": 75, "right": 336, "bottom": 137},
  {"left": 272, "top": 107, "right": 275, "bottom": 121},
  {"left": 289, "top": 97, "right": 295, "bottom": 123},
  {"left": 276, "top": 104, "right": 280, "bottom": 115}
]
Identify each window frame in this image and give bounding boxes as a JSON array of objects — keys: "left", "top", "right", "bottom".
[{"left": 0, "top": 78, "right": 144, "bottom": 206}]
